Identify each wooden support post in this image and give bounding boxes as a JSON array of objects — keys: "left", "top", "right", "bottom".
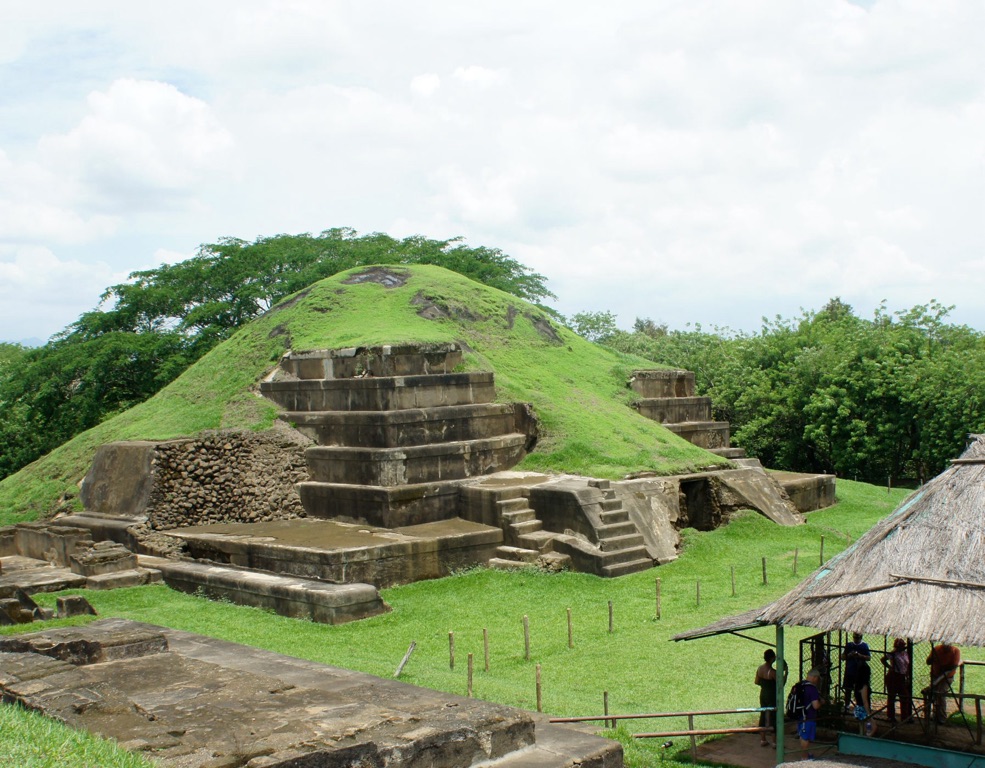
[
  {"left": 656, "top": 578, "right": 662, "bottom": 620},
  {"left": 976, "top": 697, "right": 982, "bottom": 745},
  {"left": 394, "top": 641, "right": 416, "bottom": 678},
  {"left": 604, "top": 691, "right": 611, "bottom": 729},
  {"left": 689, "top": 714, "right": 697, "bottom": 763},
  {"left": 608, "top": 600, "right": 614, "bottom": 634},
  {"left": 467, "top": 653, "right": 474, "bottom": 698},
  {"left": 793, "top": 548, "right": 799, "bottom": 575},
  {"left": 449, "top": 631, "right": 455, "bottom": 670},
  {"left": 567, "top": 608, "right": 573, "bottom": 649},
  {"left": 536, "top": 664, "right": 542, "bottom": 712},
  {"left": 523, "top": 615, "right": 530, "bottom": 661},
  {"left": 762, "top": 557, "right": 768, "bottom": 585},
  {"left": 483, "top": 627, "right": 490, "bottom": 672},
  {"left": 820, "top": 536, "right": 825, "bottom": 566},
  {"left": 731, "top": 565, "right": 736, "bottom": 597}
]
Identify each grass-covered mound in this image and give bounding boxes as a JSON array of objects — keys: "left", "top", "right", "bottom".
[{"left": 0, "top": 265, "right": 727, "bottom": 525}]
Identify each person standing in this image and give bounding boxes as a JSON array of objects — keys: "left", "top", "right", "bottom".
[
  {"left": 925, "top": 642, "right": 961, "bottom": 724},
  {"left": 797, "top": 669, "right": 824, "bottom": 760},
  {"left": 842, "top": 633, "right": 871, "bottom": 711},
  {"left": 755, "top": 649, "right": 778, "bottom": 747},
  {"left": 883, "top": 638, "right": 912, "bottom": 723}
]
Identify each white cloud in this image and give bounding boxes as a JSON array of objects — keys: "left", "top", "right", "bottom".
[
  {"left": 37, "top": 78, "right": 233, "bottom": 212},
  {"left": 0, "top": 245, "right": 119, "bottom": 342},
  {"left": 410, "top": 73, "right": 441, "bottom": 97},
  {"left": 1, "top": 1, "right": 984, "bottom": 342},
  {"left": 452, "top": 65, "right": 506, "bottom": 88}
]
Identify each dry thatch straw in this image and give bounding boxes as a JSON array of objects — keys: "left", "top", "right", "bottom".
[{"left": 757, "top": 434, "right": 985, "bottom": 646}]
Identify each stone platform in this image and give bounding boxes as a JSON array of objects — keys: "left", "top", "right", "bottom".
[
  {"left": 0, "top": 619, "right": 623, "bottom": 768},
  {"left": 165, "top": 516, "right": 504, "bottom": 588}
]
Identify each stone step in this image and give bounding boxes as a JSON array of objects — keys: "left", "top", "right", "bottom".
[
  {"left": 498, "top": 497, "right": 532, "bottom": 513},
  {"left": 602, "top": 557, "right": 654, "bottom": 578},
  {"left": 628, "top": 369, "right": 695, "bottom": 398},
  {"left": 517, "top": 530, "right": 557, "bottom": 553},
  {"left": 595, "top": 522, "right": 639, "bottom": 539},
  {"left": 305, "top": 434, "right": 529, "bottom": 486},
  {"left": 298, "top": 478, "right": 466, "bottom": 527},
  {"left": 496, "top": 546, "right": 540, "bottom": 563},
  {"left": 633, "top": 396, "right": 713, "bottom": 424},
  {"left": 663, "top": 421, "right": 731, "bottom": 450},
  {"left": 138, "top": 556, "right": 387, "bottom": 625},
  {"left": 501, "top": 509, "right": 537, "bottom": 525},
  {"left": 599, "top": 498, "right": 622, "bottom": 512},
  {"left": 86, "top": 569, "right": 162, "bottom": 591},
  {"left": 488, "top": 557, "right": 533, "bottom": 571},
  {"left": 483, "top": 720, "right": 623, "bottom": 767},
  {"left": 510, "top": 520, "right": 543, "bottom": 536},
  {"left": 587, "top": 479, "right": 611, "bottom": 490},
  {"left": 599, "top": 545, "right": 652, "bottom": 566},
  {"left": 598, "top": 510, "right": 629, "bottom": 525},
  {"left": 276, "top": 343, "right": 463, "bottom": 380},
  {"left": 260, "top": 371, "right": 496, "bottom": 412},
  {"left": 708, "top": 446, "right": 747, "bottom": 459},
  {"left": 282, "top": 403, "right": 529, "bottom": 448},
  {"left": 598, "top": 533, "right": 645, "bottom": 552}
]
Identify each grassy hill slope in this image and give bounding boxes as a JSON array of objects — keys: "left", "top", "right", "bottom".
[{"left": 0, "top": 265, "right": 727, "bottom": 524}]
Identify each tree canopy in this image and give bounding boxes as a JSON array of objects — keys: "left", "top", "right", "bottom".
[
  {"left": 600, "top": 299, "right": 985, "bottom": 484},
  {"left": 0, "top": 229, "right": 552, "bottom": 480}
]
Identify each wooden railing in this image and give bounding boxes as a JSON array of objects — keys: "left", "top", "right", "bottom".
[{"left": 549, "top": 707, "right": 773, "bottom": 763}]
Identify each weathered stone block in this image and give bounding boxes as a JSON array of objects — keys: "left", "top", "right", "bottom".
[
  {"left": 56, "top": 595, "right": 98, "bottom": 618},
  {"left": 283, "top": 402, "right": 532, "bottom": 449},
  {"left": 305, "top": 434, "right": 528, "bottom": 486},
  {"left": 628, "top": 369, "right": 695, "bottom": 398},
  {"left": 260, "top": 372, "right": 496, "bottom": 412}
]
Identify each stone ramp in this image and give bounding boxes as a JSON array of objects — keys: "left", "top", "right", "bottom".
[{"left": 0, "top": 619, "right": 623, "bottom": 768}]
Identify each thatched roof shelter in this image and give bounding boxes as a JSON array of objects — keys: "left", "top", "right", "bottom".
[
  {"left": 756, "top": 434, "right": 985, "bottom": 646},
  {"left": 675, "top": 435, "right": 985, "bottom": 647}
]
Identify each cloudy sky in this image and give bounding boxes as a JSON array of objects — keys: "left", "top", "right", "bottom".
[{"left": 2, "top": 1, "right": 983, "bottom": 344}]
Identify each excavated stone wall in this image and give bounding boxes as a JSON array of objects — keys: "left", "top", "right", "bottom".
[{"left": 143, "top": 428, "right": 312, "bottom": 531}]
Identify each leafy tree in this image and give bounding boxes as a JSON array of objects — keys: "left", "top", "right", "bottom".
[
  {"left": 603, "top": 301, "right": 985, "bottom": 484},
  {"left": 0, "top": 229, "right": 553, "bottom": 480},
  {"left": 569, "top": 311, "right": 618, "bottom": 343}
]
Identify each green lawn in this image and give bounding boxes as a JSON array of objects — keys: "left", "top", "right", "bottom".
[{"left": 1, "top": 479, "right": 908, "bottom": 767}]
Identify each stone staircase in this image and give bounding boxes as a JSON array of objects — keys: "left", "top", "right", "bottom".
[
  {"left": 629, "top": 369, "right": 746, "bottom": 459},
  {"left": 260, "top": 344, "right": 537, "bottom": 528},
  {"left": 463, "top": 478, "right": 653, "bottom": 577},
  {"left": 592, "top": 482, "right": 653, "bottom": 577}
]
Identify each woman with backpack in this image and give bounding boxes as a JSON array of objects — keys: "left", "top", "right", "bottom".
[{"left": 883, "top": 638, "right": 912, "bottom": 723}]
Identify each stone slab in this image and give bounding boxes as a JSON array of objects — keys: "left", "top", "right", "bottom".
[
  {"left": 0, "top": 560, "right": 87, "bottom": 594},
  {"left": 79, "top": 441, "right": 158, "bottom": 517},
  {"left": 164, "top": 517, "right": 503, "bottom": 588},
  {"left": 298, "top": 477, "right": 468, "bottom": 527},
  {"left": 139, "top": 555, "right": 388, "bottom": 623},
  {"left": 628, "top": 369, "right": 695, "bottom": 398},
  {"left": 283, "top": 402, "right": 525, "bottom": 448},
  {"left": 773, "top": 470, "right": 837, "bottom": 512},
  {"left": 633, "top": 396, "right": 713, "bottom": 424},
  {"left": 260, "top": 371, "right": 497, "bottom": 412},
  {"left": 277, "top": 342, "right": 463, "bottom": 380},
  {"left": 305, "top": 433, "right": 529, "bottom": 486},
  {"left": 0, "top": 618, "right": 622, "bottom": 768}
]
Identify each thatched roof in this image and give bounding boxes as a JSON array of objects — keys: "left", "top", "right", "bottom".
[{"left": 756, "top": 434, "right": 985, "bottom": 646}]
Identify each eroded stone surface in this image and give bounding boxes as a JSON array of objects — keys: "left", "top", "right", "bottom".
[{"left": 0, "top": 619, "right": 622, "bottom": 768}]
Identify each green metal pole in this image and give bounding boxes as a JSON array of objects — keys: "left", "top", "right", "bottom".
[{"left": 776, "top": 623, "right": 785, "bottom": 763}]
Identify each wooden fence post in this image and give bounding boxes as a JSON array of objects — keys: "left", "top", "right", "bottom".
[{"left": 523, "top": 615, "right": 530, "bottom": 661}]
